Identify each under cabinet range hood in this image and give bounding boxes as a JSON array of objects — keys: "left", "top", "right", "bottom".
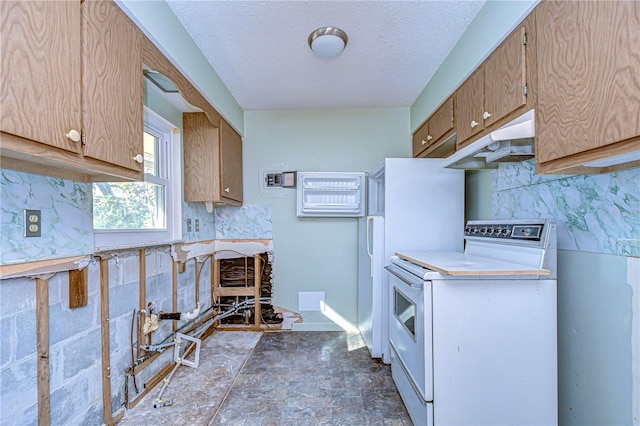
[{"left": 443, "top": 110, "right": 535, "bottom": 170}]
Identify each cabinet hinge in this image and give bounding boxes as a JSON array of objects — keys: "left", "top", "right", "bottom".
[
  {"left": 81, "top": 130, "right": 86, "bottom": 146},
  {"left": 523, "top": 84, "right": 529, "bottom": 96},
  {"left": 522, "top": 33, "right": 528, "bottom": 46}
]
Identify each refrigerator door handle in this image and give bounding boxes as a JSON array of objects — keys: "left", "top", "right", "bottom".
[{"left": 366, "top": 216, "right": 374, "bottom": 277}]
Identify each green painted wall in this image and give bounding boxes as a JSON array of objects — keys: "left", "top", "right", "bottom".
[
  {"left": 243, "top": 109, "right": 410, "bottom": 330},
  {"left": 556, "top": 250, "right": 634, "bottom": 425},
  {"left": 464, "top": 170, "right": 492, "bottom": 221}
]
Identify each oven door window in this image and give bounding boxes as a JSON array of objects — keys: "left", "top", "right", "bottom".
[{"left": 394, "top": 288, "right": 416, "bottom": 341}]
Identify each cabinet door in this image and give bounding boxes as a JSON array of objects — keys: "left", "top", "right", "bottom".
[
  {"left": 536, "top": 1, "right": 640, "bottom": 164},
  {"left": 183, "top": 112, "right": 220, "bottom": 202},
  {"left": 483, "top": 26, "right": 527, "bottom": 128},
  {"left": 0, "top": 1, "right": 82, "bottom": 153},
  {"left": 82, "top": 0, "right": 143, "bottom": 173},
  {"left": 412, "top": 121, "right": 430, "bottom": 157},
  {"left": 429, "top": 97, "right": 455, "bottom": 144},
  {"left": 219, "top": 120, "right": 243, "bottom": 203},
  {"left": 455, "top": 68, "right": 484, "bottom": 147}
]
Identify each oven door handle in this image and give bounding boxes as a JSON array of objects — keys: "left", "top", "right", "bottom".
[{"left": 385, "top": 265, "right": 423, "bottom": 289}]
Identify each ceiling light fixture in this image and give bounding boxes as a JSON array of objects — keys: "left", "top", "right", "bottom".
[{"left": 308, "top": 26, "right": 348, "bottom": 58}]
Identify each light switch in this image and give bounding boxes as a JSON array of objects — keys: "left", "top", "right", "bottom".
[{"left": 24, "top": 209, "right": 41, "bottom": 237}]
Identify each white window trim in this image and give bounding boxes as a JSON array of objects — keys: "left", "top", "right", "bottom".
[{"left": 94, "top": 107, "right": 182, "bottom": 251}]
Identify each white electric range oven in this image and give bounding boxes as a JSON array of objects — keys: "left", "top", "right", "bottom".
[{"left": 386, "top": 219, "right": 558, "bottom": 426}]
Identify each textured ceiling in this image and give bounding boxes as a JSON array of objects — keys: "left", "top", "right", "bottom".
[{"left": 166, "top": 0, "right": 485, "bottom": 111}]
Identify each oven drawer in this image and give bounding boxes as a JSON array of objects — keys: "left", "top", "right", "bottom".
[
  {"left": 390, "top": 343, "right": 433, "bottom": 426},
  {"left": 386, "top": 264, "right": 433, "bottom": 402}
]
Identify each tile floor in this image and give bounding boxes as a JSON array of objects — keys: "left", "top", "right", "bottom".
[{"left": 120, "top": 331, "right": 412, "bottom": 426}]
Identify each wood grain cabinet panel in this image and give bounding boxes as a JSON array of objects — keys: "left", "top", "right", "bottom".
[
  {"left": 483, "top": 27, "right": 527, "bottom": 128},
  {"left": 0, "top": 0, "right": 143, "bottom": 181},
  {"left": 1, "top": 1, "right": 82, "bottom": 154},
  {"left": 82, "top": 0, "right": 143, "bottom": 173},
  {"left": 412, "top": 120, "right": 431, "bottom": 157},
  {"left": 455, "top": 17, "right": 532, "bottom": 150},
  {"left": 455, "top": 68, "right": 485, "bottom": 147},
  {"left": 413, "top": 97, "right": 455, "bottom": 157},
  {"left": 536, "top": 0, "right": 640, "bottom": 171},
  {"left": 219, "top": 120, "right": 243, "bottom": 203},
  {"left": 183, "top": 113, "right": 242, "bottom": 206}
]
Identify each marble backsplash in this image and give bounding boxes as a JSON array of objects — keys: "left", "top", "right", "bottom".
[
  {"left": 1, "top": 167, "right": 273, "bottom": 265},
  {"left": 214, "top": 204, "right": 272, "bottom": 240},
  {"left": 0, "top": 169, "right": 93, "bottom": 264},
  {"left": 492, "top": 160, "right": 639, "bottom": 256}
]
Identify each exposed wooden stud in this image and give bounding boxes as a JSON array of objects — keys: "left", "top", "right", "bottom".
[
  {"left": 36, "top": 276, "right": 50, "bottom": 426},
  {"left": 209, "top": 255, "right": 215, "bottom": 308},
  {"left": 68, "top": 267, "right": 88, "bottom": 308},
  {"left": 254, "top": 255, "right": 262, "bottom": 328},
  {"left": 106, "top": 410, "right": 124, "bottom": 426},
  {"left": 172, "top": 258, "right": 178, "bottom": 332},
  {"left": 215, "top": 287, "right": 256, "bottom": 297},
  {"left": 99, "top": 257, "right": 112, "bottom": 425},
  {"left": 194, "top": 258, "right": 200, "bottom": 306},
  {"left": 138, "top": 249, "right": 147, "bottom": 355}
]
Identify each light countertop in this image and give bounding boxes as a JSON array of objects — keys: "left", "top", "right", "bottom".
[{"left": 396, "top": 251, "right": 551, "bottom": 276}]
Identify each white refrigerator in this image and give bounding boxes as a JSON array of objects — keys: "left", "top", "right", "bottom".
[{"left": 357, "top": 158, "right": 464, "bottom": 363}]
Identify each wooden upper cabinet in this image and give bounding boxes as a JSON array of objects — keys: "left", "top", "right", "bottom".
[
  {"left": 82, "top": 0, "right": 143, "bottom": 173},
  {"left": 0, "top": 0, "right": 143, "bottom": 181},
  {"left": 483, "top": 26, "right": 527, "bottom": 129},
  {"left": 183, "top": 113, "right": 243, "bottom": 206},
  {"left": 183, "top": 113, "right": 219, "bottom": 202},
  {"left": 413, "top": 97, "right": 455, "bottom": 157},
  {"left": 535, "top": 1, "right": 640, "bottom": 172},
  {"left": 219, "top": 120, "right": 243, "bottom": 203},
  {"left": 1, "top": 1, "right": 82, "bottom": 154},
  {"left": 455, "top": 15, "right": 533, "bottom": 149},
  {"left": 455, "top": 68, "right": 485, "bottom": 147}
]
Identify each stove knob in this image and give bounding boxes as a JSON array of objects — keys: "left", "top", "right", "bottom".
[
  {"left": 487, "top": 227, "right": 495, "bottom": 235},
  {"left": 470, "top": 227, "right": 479, "bottom": 234},
  {"left": 465, "top": 226, "right": 472, "bottom": 234},
  {"left": 480, "top": 227, "right": 488, "bottom": 234},
  {"left": 502, "top": 228, "right": 511, "bottom": 236}
]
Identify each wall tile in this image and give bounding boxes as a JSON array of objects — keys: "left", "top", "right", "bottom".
[
  {"left": 0, "top": 170, "right": 93, "bottom": 265},
  {"left": 492, "top": 162, "right": 640, "bottom": 256},
  {"left": 215, "top": 204, "right": 272, "bottom": 239},
  {"left": 182, "top": 201, "right": 215, "bottom": 241}
]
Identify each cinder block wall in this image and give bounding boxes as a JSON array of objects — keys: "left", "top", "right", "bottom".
[
  {"left": 0, "top": 246, "right": 213, "bottom": 425},
  {"left": 0, "top": 264, "right": 103, "bottom": 425}
]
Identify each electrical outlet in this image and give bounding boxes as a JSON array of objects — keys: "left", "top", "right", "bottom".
[
  {"left": 24, "top": 209, "right": 41, "bottom": 237},
  {"left": 195, "top": 219, "right": 200, "bottom": 232},
  {"left": 186, "top": 218, "right": 192, "bottom": 232}
]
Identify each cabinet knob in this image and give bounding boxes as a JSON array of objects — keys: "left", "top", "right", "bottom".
[
  {"left": 421, "top": 140, "right": 427, "bottom": 145},
  {"left": 426, "top": 135, "right": 433, "bottom": 141},
  {"left": 66, "top": 130, "right": 81, "bottom": 143},
  {"left": 133, "top": 154, "right": 144, "bottom": 164},
  {"left": 224, "top": 188, "right": 230, "bottom": 193},
  {"left": 470, "top": 120, "right": 478, "bottom": 128},
  {"left": 482, "top": 111, "right": 492, "bottom": 120}
]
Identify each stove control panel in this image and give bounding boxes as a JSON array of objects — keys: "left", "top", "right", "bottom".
[{"left": 464, "top": 222, "right": 544, "bottom": 241}]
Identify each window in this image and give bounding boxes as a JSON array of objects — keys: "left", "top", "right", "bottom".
[{"left": 93, "top": 107, "right": 182, "bottom": 249}]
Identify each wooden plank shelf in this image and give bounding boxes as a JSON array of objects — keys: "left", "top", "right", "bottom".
[{"left": 213, "top": 253, "right": 262, "bottom": 329}]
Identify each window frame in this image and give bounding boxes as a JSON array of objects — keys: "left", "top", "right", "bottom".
[{"left": 93, "top": 106, "right": 182, "bottom": 251}]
